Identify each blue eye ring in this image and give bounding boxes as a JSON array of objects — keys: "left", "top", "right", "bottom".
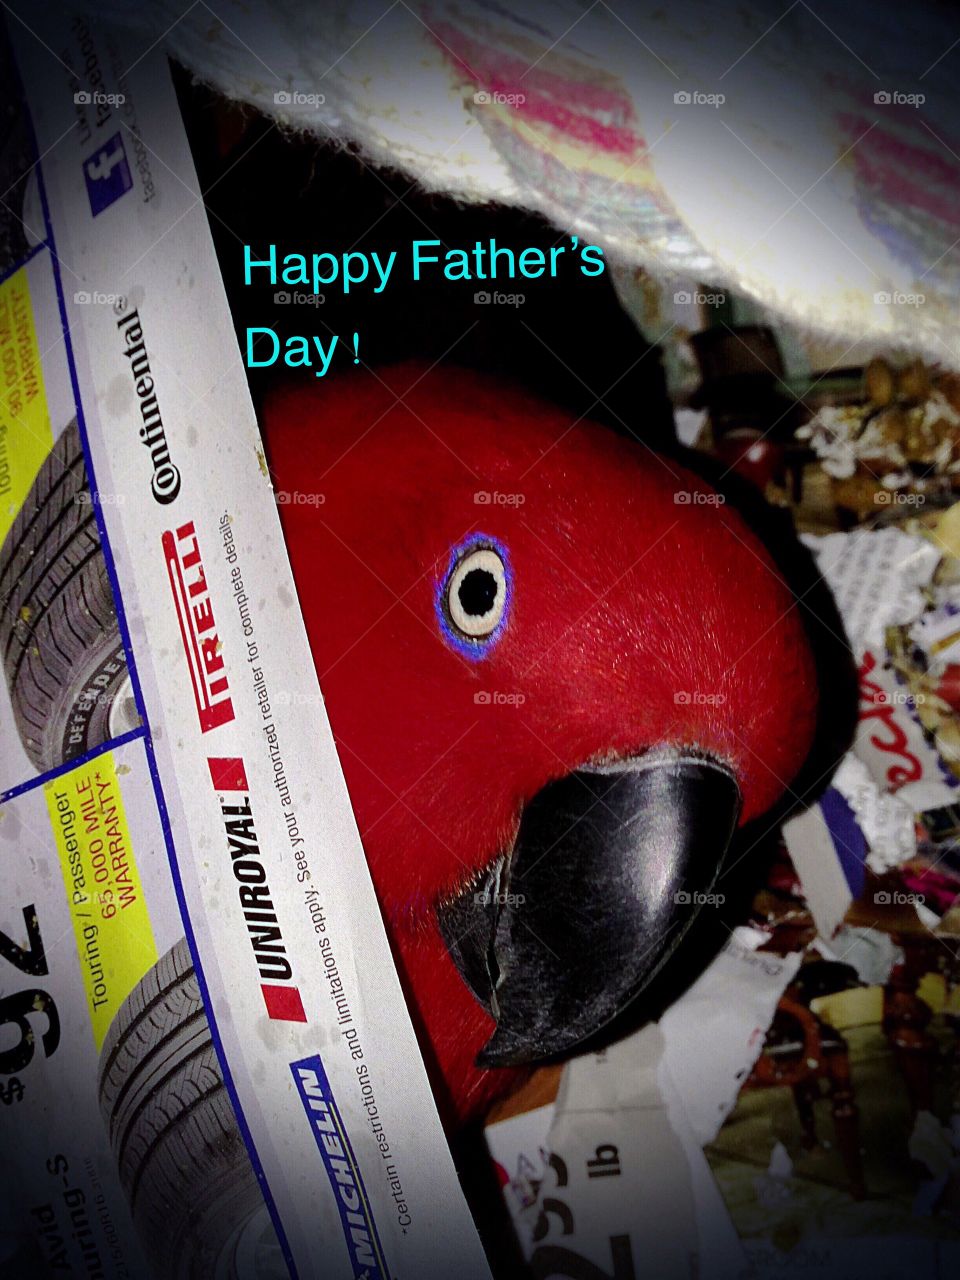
[{"left": 436, "top": 534, "right": 512, "bottom": 660}]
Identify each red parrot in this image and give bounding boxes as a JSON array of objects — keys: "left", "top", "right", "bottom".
[{"left": 265, "top": 363, "right": 817, "bottom": 1128}]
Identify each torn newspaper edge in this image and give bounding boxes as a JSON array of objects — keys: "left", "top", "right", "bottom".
[{"left": 486, "top": 929, "right": 801, "bottom": 1279}]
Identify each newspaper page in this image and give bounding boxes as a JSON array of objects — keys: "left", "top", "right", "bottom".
[{"left": 0, "top": 9, "right": 490, "bottom": 1278}]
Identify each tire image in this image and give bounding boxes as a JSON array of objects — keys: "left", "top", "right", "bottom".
[
  {"left": 97, "top": 940, "right": 284, "bottom": 1280},
  {"left": 0, "top": 420, "right": 138, "bottom": 772}
]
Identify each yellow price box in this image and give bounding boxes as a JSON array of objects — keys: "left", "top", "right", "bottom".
[
  {"left": 0, "top": 264, "right": 53, "bottom": 542},
  {"left": 46, "top": 751, "right": 158, "bottom": 1049}
]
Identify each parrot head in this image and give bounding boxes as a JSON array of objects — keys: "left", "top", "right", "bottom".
[{"left": 265, "top": 363, "right": 817, "bottom": 1125}]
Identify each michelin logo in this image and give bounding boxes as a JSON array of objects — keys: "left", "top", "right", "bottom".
[{"left": 291, "top": 1054, "right": 389, "bottom": 1278}]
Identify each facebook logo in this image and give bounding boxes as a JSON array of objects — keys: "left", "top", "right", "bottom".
[{"left": 83, "top": 133, "right": 133, "bottom": 216}]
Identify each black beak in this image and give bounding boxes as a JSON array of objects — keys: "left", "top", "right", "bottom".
[{"left": 437, "top": 752, "right": 741, "bottom": 1068}]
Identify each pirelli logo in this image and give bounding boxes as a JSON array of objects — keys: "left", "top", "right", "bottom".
[
  {"left": 208, "top": 756, "right": 306, "bottom": 1022},
  {"left": 163, "top": 521, "right": 234, "bottom": 733}
]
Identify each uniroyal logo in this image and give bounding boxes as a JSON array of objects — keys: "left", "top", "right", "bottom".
[
  {"left": 163, "top": 521, "right": 235, "bottom": 733},
  {"left": 209, "top": 756, "right": 306, "bottom": 1022}
]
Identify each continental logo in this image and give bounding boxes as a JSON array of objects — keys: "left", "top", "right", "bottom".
[
  {"left": 291, "top": 1054, "right": 388, "bottom": 1279},
  {"left": 163, "top": 520, "right": 235, "bottom": 733},
  {"left": 209, "top": 756, "right": 306, "bottom": 1022},
  {"left": 115, "top": 307, "right": 180, "bottom": 504}
]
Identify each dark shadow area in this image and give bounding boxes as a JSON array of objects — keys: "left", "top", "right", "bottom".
[{"left": 174, "top": 72, "right": 676, "bottom": 450}]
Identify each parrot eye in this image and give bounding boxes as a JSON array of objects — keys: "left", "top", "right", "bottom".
[{"left": 438, "top": 538, "right": 510, "bottom": 655}]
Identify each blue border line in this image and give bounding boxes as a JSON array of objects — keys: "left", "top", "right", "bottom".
[
  {"left": 17, "top": 47, "right": 299, "bottom": 1280},
  {"left": 1, "top": 726, "right": 146, "bottom": 803}
]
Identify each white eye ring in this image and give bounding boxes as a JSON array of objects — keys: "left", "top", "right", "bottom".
[{"left": 446, "top": 546, "right": 508, "bottom": 639}]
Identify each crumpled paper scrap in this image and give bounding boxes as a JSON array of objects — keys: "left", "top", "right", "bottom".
[{"left": 803, "top": 528, "right": 940, "bottom": 655}]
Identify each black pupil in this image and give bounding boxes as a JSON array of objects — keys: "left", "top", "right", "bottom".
[{"left": 458, "top": 568, "right": 498, "bottom": 618}]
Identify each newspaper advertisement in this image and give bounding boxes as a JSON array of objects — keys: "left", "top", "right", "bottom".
[{"left": 0, "top": 9, "right": 490, "bottom": 1278}]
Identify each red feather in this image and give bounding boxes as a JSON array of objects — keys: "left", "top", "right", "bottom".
[{"left": 265, "top": 363, "right": 817, "bottom": 1126}]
